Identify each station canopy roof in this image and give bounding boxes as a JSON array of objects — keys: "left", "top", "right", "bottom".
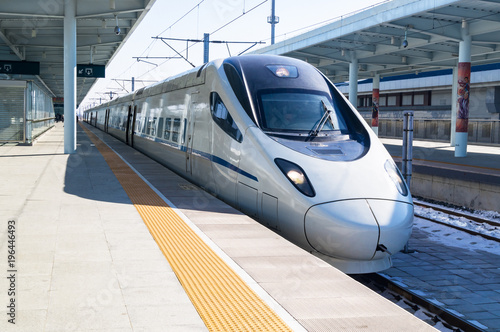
[
  {"left": 0, "top": 0, "right": 156, "bottom": 105},
  {"left": 253, "top": 0, "right": 500, "bottom": 83}
]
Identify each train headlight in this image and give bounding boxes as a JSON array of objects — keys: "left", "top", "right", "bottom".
[
  {"left": 275, "top": 158, "right": 315, "bottom": 197},
  {"left": 384, "top": 160, "right": 408, "bottom": 196},
  {"left": 266, "top": 65, "right": 298, "bottom": 78},
  {"left": 287, "top": 170, "right": 305, "bottom": 185}
]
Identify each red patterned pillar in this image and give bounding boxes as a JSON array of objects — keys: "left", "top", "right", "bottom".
[{"left": 455, "top": 25, "right": 471, "bottom": 157}]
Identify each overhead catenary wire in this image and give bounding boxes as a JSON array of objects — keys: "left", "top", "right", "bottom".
[
  {"left": 87, "top": 0, "right": 271, "bottom": 101},
  {"left": 148, "top": 2, "right": 267, "bottom": 72},
  {"left": 89, "top": 0, "right": 499, "bottom": 107},
  {"left": 156, "top": 0, "right": 206, "bottom": 38},
  {"left": 210, "top": 0, "right": 268, "bottom": 36},
  {"left": 110, "top": 0, "right": 206, "bottom": 83},
  {"left": 92, "top": 0, "right": 271, "bottom": 100},
  {"left": 135, "top": 0, "right": 270, "bottom": 80}
]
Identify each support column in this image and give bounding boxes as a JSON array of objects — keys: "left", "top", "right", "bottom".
[
  {"left": 349, "top": 58, "right": 358, "bottom": 107},
  {"left": 371, "top": 74, "right": 380, "bottom": 136},
  {"left": 450, "top": 66, "right": 458, "bottom": 146},
  {"left": 270, "top": 0, "right": 277, "bottom": 45},
  {"left": 64, "top": 0, "right": 76, "bottom": 154},
  {"left": 455, "top": 27, "right": 471, "bottom": 157}
]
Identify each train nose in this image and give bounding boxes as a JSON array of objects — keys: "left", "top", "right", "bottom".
[{"left": 304, "top": 199, "right": 413, "bottom": 261}]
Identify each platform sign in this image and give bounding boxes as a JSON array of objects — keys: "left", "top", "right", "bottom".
[
  {"left": 77, "top": 64, "right": 105, "bottom": 78},
  {"left": 0, "top": 60, "right": 40, "bottom": 75}
]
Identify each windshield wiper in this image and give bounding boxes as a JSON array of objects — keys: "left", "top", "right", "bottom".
[{"left": 310, "top": 100, "right": 333, "bottom": 136}]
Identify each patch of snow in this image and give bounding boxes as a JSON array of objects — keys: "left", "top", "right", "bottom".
[
  {"left": 392, "top": 280, "right": 409, "bottom": 288},
  {"left": 446, "top": 309, "right": 464, "bottom": 317},
  {"left": 427, "top": 298, "right": 445, "bottom": 306},
  {"left": 414, "top": 205, "right": 500, "bottom": 240},
  {"left": 395, "top": 299, "right": 413, "bottom": 310},
  {"left": 468, "top": 320, "right": 488, "bottom": 329},
  {"left": 410, "top": 289, "right": 427, "bottom": 296},
  {"left": 414, "top": 309, "right": 432, "bottom": 320},
  {"left": 413, "top": 217, "right": 500, "bottom": 255},
  {"left": 433, "top": 321, "right": 456, "bottom": 332}
]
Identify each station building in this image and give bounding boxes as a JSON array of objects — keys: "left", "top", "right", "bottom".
[
  {"left": 338, "top": 63, "right": 500, "bottom": 145},
  {"left": 253, "top": 0, "right": 500, "bottom": 154}
]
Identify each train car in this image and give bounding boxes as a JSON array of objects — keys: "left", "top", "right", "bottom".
[{"left": 84, "top": 54, "right": 413, "bottom": 274}]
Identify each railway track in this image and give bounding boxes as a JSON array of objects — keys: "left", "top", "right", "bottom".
[
  {"left": 413, "top": 200, "right": 500, "bottom": 243},
  {"left": 352, "top": 200, "right": 500, "bottom": 331},
  {"left": 352, "top": 273, "right": 486, "bottom": 332}
]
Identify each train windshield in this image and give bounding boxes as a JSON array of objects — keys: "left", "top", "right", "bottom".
[{"left": 258, "top": 90, "right": 348, "bottom": 135}]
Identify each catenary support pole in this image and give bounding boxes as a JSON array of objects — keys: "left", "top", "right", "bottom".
[
  {"left": 455, "top": 25, "right": 471, "bottom": 157},
  {"left": 64, "top": 0, "right": 76, "bottom": 154},
  {"left": 402, "top": 111, "right": 414, "bottom": 187},
  {"left": 402, "top": 111, "right": 413, "bottom": 254},
  {"left": 349, "top": 58, "right": 358, "bottom": 107},
  {"left": 269, "top": 0, "right": 277, "bottom": 45},
  {"left": 372, "top": 74, "right": 380, "bottom": 136},
  {"left": 203, "top": 33, "right": 209, "bottom": 63}
]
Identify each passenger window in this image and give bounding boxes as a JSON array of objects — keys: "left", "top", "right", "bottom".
[
  {"left": 135, "top": 108, "right": 142, "bottom": 134},
  {"left": 210, "top": 92, "right": 243, "bottom": 142},
  {"left": 172, "top": 118, "right": 181, "bottom": 142},
  {"left": 157, "top": 118, "right": 164, "bottom": 138},
  {"left": 164, "top": 118, "right": 172, "bottom": 140},
  {"left": 147, "top": 117, "right": 157, "bottom": 136}
]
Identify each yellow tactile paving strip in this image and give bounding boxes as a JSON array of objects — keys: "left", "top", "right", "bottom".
[{"left": 81, "top": 124, "right": 292, "bottom": 331}]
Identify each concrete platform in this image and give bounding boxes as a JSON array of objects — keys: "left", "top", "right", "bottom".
[
  {"left": 0, "top": 123, "right": 434, "bottom": 331},
  {"left": 382, "top": 138, "right": 500, "bottom": 211},
  {"left": 385, "top": 218, "right": 500, "bottom": 331}
]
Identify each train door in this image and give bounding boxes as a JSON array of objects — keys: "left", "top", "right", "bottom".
[
  {"left": 127, "top": 105, "right": 137, "bottom": 146},
  {"left": 185, "top": 93, "right": 197, "bottom": 175},
  {"left": 104, "top": 109, "right": 110, "bottom": 132},
  {"left": 125, "top": 105, "right": 132, "bottom": 145}
]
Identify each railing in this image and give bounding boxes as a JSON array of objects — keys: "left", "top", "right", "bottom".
[
  {"left": 362, "top": 115, "right": 500, "bottom": 145},
  {"left": 27, "top": 117, "right": 55, "bottom": 143}
]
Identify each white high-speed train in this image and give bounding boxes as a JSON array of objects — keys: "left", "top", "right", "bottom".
[{"left": 84, "top": 55, "right": 413, "bottom": 274}]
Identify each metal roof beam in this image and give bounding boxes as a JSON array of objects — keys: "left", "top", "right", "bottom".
[
  {"left": 294, "top": 49, "right": 348, "bottom": 64},
  {"left": 0, "top": 29, "right": 24, "bottom": 59},
  {"left": 431, "top": 5, "right": 500, "bottom": 22},
  {"left": 469, "top": 19, "right": 500, "bottom": 37},
  {"left": 383, "top": 21, "right": 461, "bottom": 42},
  {"left": 477, "top": 0, "right": 500, "bottom": 6},
  {"left": 77, "top": 9, "right": 143, "bottom": 19},
  {"left": 0, "top": 12, "right": 63, "bottom": 19}
]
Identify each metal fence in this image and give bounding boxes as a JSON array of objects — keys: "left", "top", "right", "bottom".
[{"left": 362, "top": 115, "right": 500, "bottom": 145}]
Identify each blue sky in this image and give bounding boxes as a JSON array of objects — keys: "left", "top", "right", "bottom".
[{"left": 80, "top": 0, "right": 385, "bottom": 108}]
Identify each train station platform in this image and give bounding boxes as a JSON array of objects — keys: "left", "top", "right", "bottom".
[
  {"left": 0, "top": 123, "right": 434, "bottom": 331},
  {"left": 381, "top": 138, "right": 500, "bottom": 212}
]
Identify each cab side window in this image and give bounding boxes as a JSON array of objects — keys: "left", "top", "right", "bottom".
[{"left": 210, "top": 92, "right": 243, "bottom": 142}]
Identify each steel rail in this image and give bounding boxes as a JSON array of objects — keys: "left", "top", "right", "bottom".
[
  {"left": 414, "top": 201, "right": 500, "bottom": 243},
  {"left": 353, "top": 273, "right": 486, "bottom": 332}
]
